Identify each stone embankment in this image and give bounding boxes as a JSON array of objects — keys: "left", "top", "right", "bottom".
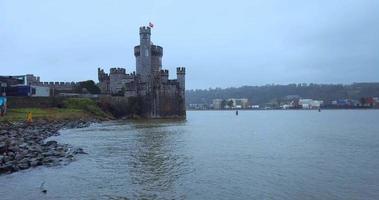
[{"left": 0, "top": 119, "right": 98, "bottom": 174}]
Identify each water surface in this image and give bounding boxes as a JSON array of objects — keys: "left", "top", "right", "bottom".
[{"left": 1, "top": 110, "right": 379, "bottom": 200}]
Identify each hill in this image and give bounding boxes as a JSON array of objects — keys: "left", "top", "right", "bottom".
[{"left": 186, "top": 83, "right": 379, "bottom": 106}]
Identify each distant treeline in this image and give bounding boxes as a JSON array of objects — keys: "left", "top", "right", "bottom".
[{"left": 186, "top": 83, "right": 379, "bottom": 105}]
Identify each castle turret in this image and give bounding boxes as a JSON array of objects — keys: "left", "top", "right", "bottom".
[
  {"left": 177, "top": 67, "right": 186, "bottom": 117},
  {"left": 176, "top": 67, "right": 185, "bottom": 92},
  {"left": 151, "top": 45, "right": 163, "bottom": 75},
  {"left": 160, "top": 69, "right": 169, "bottom": 83},
  {"left": 135, "top": 26, "right": 152, "bottom": 82},
  {"left": 98, "top": 67, "right": 110, "bottom": 94},
  {"left": 109, "top": 67, "right": 127, "bottom": 94}
]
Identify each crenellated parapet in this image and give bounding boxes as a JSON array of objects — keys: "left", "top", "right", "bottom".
[
  {"left": 176, "top": 67, "right": 185, "bottom": 94},
  {"left": 98, "top": 68, "right": 110, "bottom": 81},
  {"left": 139, "top": 26, "right": 151, "bottom": 35},
  {"left": 32, "top": 81, "right": 77, "bottom": 92},
  {"left": 110, "top": 68, "right": 126, "bottom": 74},
  {"left": 127, "top": 71, "right": 137, "bottom": 78},
  {"left": 134, "top": 45, "right": 163, "bottom": 57},
  {"left": 26, "top": 74, "right": 40, "bottom": 85},
  {"left": 151, "top": 45, "right": 163, "bottom": 56},
  {"left": 160, "top": 69, "right": 169, "bottom": 83},
  {"left": 36, "top": 81, "right": 77, "bottom": 86},
  {"left": 134, "top": 46, "right": 140, "bottom": 56},
  {"left": 176, "top": 67, "right": 186, "bottom": 74},
  {"left": 160, "top": 69, "right": 169, "bottom": 76}
]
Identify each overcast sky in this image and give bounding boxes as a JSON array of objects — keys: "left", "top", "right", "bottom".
[{"left": 0, "top": 0, "right": 378, "bottom": 89}]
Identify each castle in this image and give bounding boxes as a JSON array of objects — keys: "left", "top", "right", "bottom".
[{"left": 98, "top": 26, "right": 186, "bottom": 118}]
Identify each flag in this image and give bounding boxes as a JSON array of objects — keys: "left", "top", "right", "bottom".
[{"left": 149, "top": 22, "right": 154, "bottom": 28}]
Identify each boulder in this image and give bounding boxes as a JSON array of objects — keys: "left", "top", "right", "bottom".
[
  {"left": 0, "top": 142, "right": 7, "bottom": 153},
  {"left": 19, "top": 143, "right": 28, "bottom": 149},
  {"left": 18, "top": 159, "right": 30, "bottom": 170},
  {"left": 44, "top": 141, "right": 58, "bottom": 147},
  {"left": 73, "top": 148, "right": 87, "bottom": 155},
  {"left": 0, "top": 164, "right": 13, "bottom": 173}
]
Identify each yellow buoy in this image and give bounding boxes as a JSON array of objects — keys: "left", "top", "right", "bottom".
[{"left": 27, "top": 112, "right": 33, "bottom": 123}]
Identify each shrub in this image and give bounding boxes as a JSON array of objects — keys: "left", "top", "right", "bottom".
[{"left": 63, "top": 98, "right": 107, "bottom": 118}]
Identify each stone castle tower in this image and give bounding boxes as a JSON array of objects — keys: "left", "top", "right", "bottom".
[
  {"left": 135, "top": 26, "right": 163, "bottom": 82},
  {"left": 98, "top": 26, "right": 186, "bottom": 118}
]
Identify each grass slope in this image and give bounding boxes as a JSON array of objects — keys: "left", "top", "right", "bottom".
[{"left": 0, "top": 98, "right": 111, "bottom": 122}]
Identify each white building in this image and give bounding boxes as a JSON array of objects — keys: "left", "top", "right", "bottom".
[
  {"left": 31, "top": 86, "right": 50, "bottom": 97},
  {"left": 212, "top": 99, "right": 223, "bottom": 109},
  {"left": 228, "top": 98, "right": 249, "bottom": 109},
  {"left": 299, "top": 99, "right": 323, "bottom": 109}
]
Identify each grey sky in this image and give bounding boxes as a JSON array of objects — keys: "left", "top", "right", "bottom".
[{"left": 1, "top": 0, "right": 378, "bottom": 89}]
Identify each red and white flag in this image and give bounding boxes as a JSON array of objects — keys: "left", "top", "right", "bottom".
[{"left": 149, "top": 22, "right": 154, "bottom": 28}]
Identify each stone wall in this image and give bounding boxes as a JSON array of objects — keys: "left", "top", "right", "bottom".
[
  {"left": 157, "top": 83, "right": 186, "bottom": 118},
  {"left": 98, "top": 96, "right": 135, "bottom": 118},
  {"left": 109, "top": 73, "right": 127, "bottom": 94},
  {"left": 6, "top": 97, "right": 68, "bottom": 109}
]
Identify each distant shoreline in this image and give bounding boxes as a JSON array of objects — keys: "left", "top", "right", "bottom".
[{"left": 187, "top": 108, "right": 379, "bottom": 111}]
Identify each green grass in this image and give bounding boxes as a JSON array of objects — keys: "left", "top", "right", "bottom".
[
  {"left": 63, "top": 98, "right": 109, "bottom": 118},
  {"left": 0, "top": 98, "right": 111, "bottom": 122},
  {"left": 0, "top": 108, "right": 91, "bottom": 122}
]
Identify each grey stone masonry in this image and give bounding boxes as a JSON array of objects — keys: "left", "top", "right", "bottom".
[{"left": 98, "top": 26, "right": 186, "bottom": 118}]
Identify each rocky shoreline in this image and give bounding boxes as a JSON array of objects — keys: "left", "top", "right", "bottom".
[{"left": 0, "top": 119, "right": 99, "bottom": 175}]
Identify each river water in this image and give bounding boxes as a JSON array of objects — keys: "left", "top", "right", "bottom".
[{"left": 0, "top": 110, "right": 379, "bottom": 200}]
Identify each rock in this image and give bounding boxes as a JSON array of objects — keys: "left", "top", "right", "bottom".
[
  {"left": 11, "top": 165, "right": 20, "bottom": 172},
  {"left": 2, "top": 155, "right": 10, "bottom": 163},
  {"left": 66, "top": 154, "right": 74, "bottom": 159},
  {"left": 42, "top": 151, "right": 54, "bottom": 157},
  {"left": 7, "top": 152, "right": 15, "bottom": 158},
  {"left": 0, "top": 164, "right": 13, "bottom": 173},
  {"left": 8, "top": 145, "right": 20, "bottom": 153},
  {"left": 42, "top": 157, "right": 54, "bottom": 164},
  {"left": 29, "top": 145, "right": 43, "bottom": 153},
  {"left": 0, "top": 119, "right": 96, "bottom": 175},
  {"left": 30, "top": 160, "right": 39, "bottom": 167},
  {"left": 73, "top": 148, "right": 87, "bottom": 155},
  {"left": 56, "top": 146, "right": 65, "bottom": 151},
  {"left": 14, "top": 153, "right": 24, "bottom": 161},
  {"left": 44, "top": 141, "right": 58, "bottom": 147},
  {"left": 0, "top": 142, "right": 7, "bottom": 153},
  {"left": 19, "top": 143, "right": 28, "bottom": 148},
  {"left": 18, "top": 160, "right": 30, "bottom": 170},
  {"left": 52, "top": 150, "right": 65, "bottom": 157}
]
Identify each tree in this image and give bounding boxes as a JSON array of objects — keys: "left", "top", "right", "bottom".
[
  {"left": 185, "top": 83, "right": 379, "bottom": 107},
  {"left": 76, "top": 80, "right": 101, "bottom": 94},
  {"left": 227, "top": 100, "right": 234, "bottom": 108},
  {"left": 220, "top": 99, "right": 227, "bottom": 109}
]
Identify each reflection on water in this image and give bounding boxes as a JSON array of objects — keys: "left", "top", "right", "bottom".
[
  {"left": 1, "top": 111, "right": 379, "bottom": 200},
  {"left": 126, "top": 120, "right": 192, "bottom": 199}
]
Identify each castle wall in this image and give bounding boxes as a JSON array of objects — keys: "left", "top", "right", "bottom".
[
  {"left": 98, "top": 68, "right": 110, "bottom": 94},
  {"left": 34, "top": 82, "right": 77, "bottom": 91},
  {"left": 151, "top": 45, "right": 163, "bottom": 74},
  {"left": 109, "top": 73, "right": 127, "bottom": 94},
  {"left": 98, "top": 81, "right": 109, "bottom": 94},
  {"left": 156, "top": 82, "right": 185, "bottom": 118}
]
